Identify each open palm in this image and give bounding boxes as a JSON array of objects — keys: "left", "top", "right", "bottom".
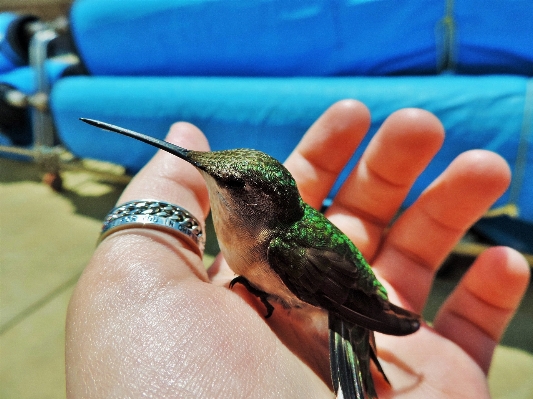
[{"left": 66, "top": 101, "right": 530, "bottom": 398}]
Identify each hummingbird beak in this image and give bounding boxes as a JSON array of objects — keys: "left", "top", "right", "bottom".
[{"left": 79, "top": 118, "right": 195, "bottom": 165}]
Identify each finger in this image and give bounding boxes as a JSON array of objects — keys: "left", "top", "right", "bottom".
[
  {"left": 119, "top": 122, "right": 211, "bottom": 220},
  {"left": 433, "top": 247, "right": 530, "bottom": 374},
  {"left": 326, "top": 108, "right": 444, "bottom": 258},
  {"left": 99, "top": 122, "right": 211, "bottom": 280},
  {"left": 374, "top": 150, "right": 511, "bottom": 310},
  {"left": 284, "top": 99, "right": 371, "bottom": 209},
  {"left": 207, "top": 254, "right": 234, "bottom": 285}
]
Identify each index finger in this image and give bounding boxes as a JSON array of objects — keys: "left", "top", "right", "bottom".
[
  {"left": 284, "top": 100, "right": 371, "bottom": 209},
  {"left": 119, "top": 122, "right": 211, "bottom": 220},
  {"left": 99, "top": 121, "right": 211, "bottom": 280}
]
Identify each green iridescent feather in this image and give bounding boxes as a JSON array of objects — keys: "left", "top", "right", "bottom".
[{"left": 269, "top": 201, "right": 388, "bottom": 302}]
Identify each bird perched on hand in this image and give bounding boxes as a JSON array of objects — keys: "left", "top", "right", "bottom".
[{"left": 82, "top": 118, "right": 421, "bottom": 398}]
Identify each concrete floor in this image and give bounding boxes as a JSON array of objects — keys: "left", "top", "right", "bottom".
[{"left": 1, "top": 157, "right": 532, "bottom": 398}]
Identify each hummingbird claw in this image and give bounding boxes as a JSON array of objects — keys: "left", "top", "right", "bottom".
[{"left": 229, "top": 276, "right": 275, "bottom": 318}]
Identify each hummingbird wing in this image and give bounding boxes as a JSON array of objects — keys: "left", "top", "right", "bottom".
[{"left": 267, "top": 206, "right": 420, "bottom": 336}]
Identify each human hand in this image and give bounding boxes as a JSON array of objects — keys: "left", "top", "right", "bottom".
[{"left": 66, "top": 100, "right": 530, "bottom": 398}]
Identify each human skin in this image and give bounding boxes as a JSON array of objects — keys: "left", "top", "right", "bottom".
[{"left": 66, "top": 100, "right": 530, "bottom": 398}]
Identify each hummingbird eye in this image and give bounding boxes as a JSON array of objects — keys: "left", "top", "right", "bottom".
[{"left": 222, "top": 176, "right": 245, "bottom": 189}]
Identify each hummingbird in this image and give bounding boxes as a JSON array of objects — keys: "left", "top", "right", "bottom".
[{"left": 81, "top": 118, "right": 421, "bottom": 398}]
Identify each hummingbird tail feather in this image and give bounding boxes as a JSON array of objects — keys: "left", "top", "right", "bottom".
[
  {"left": 329, "top": 314, "right": 384, "bottom": 399},
  {"left": 368, "top": 332, "right": 390, "bottom": 386},
  {"left": 329, "top": 318, "right": 364, "bottom": 399}
]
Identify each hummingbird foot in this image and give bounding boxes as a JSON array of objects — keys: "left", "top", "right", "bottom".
[{"left": 229, "top": 276, "right": 275, "bottom": 318}]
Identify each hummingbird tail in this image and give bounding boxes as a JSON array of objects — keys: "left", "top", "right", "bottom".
[{"left": 329, "top": 315, "right": 385, "bottom": 399}]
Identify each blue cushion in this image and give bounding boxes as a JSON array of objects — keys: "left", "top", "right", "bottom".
[
  {"left": 69, "top": 0, "right": 533, "bottom": 76},
  {"left": 50, "top": 75, "right": 533, "bottom": 222},
  {"left": 69, "top": 0, "right": 442, "bottom": 76},
  {"left": 0, "top": 13, "right": 26, "bottom": 72}
]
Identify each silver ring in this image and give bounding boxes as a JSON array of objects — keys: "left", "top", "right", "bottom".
[{"left": 99, "top": 199, "right": 205, "bottom": 253}]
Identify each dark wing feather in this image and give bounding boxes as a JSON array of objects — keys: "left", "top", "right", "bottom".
[{"left": 268, "top": 209, "right": 420, "bottom": 336}]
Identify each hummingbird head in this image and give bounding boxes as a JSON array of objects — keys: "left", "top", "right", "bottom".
[
  {"left": 187, "top": 148, "right": 304, "bottom": 224},
  {"left": 80, "top": 118, "right": 305, "bottom": 225}
]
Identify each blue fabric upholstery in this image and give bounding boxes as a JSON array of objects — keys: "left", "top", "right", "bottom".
[
  {"left": 51, "top": 74, "right": 533, "bottom": 223},
  {"left": 0, "top": 13, "right": 27, "bottom": 73},
  {"left": 69, "top": 0, "right": 443, "bottom": 76},
  {"left": 69, "top": 0, "right": 533, "bottom": 77}
]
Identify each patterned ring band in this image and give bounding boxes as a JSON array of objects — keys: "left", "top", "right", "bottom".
[{"left": 98, "top": 199, "right": 205, "bottom": 254}]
